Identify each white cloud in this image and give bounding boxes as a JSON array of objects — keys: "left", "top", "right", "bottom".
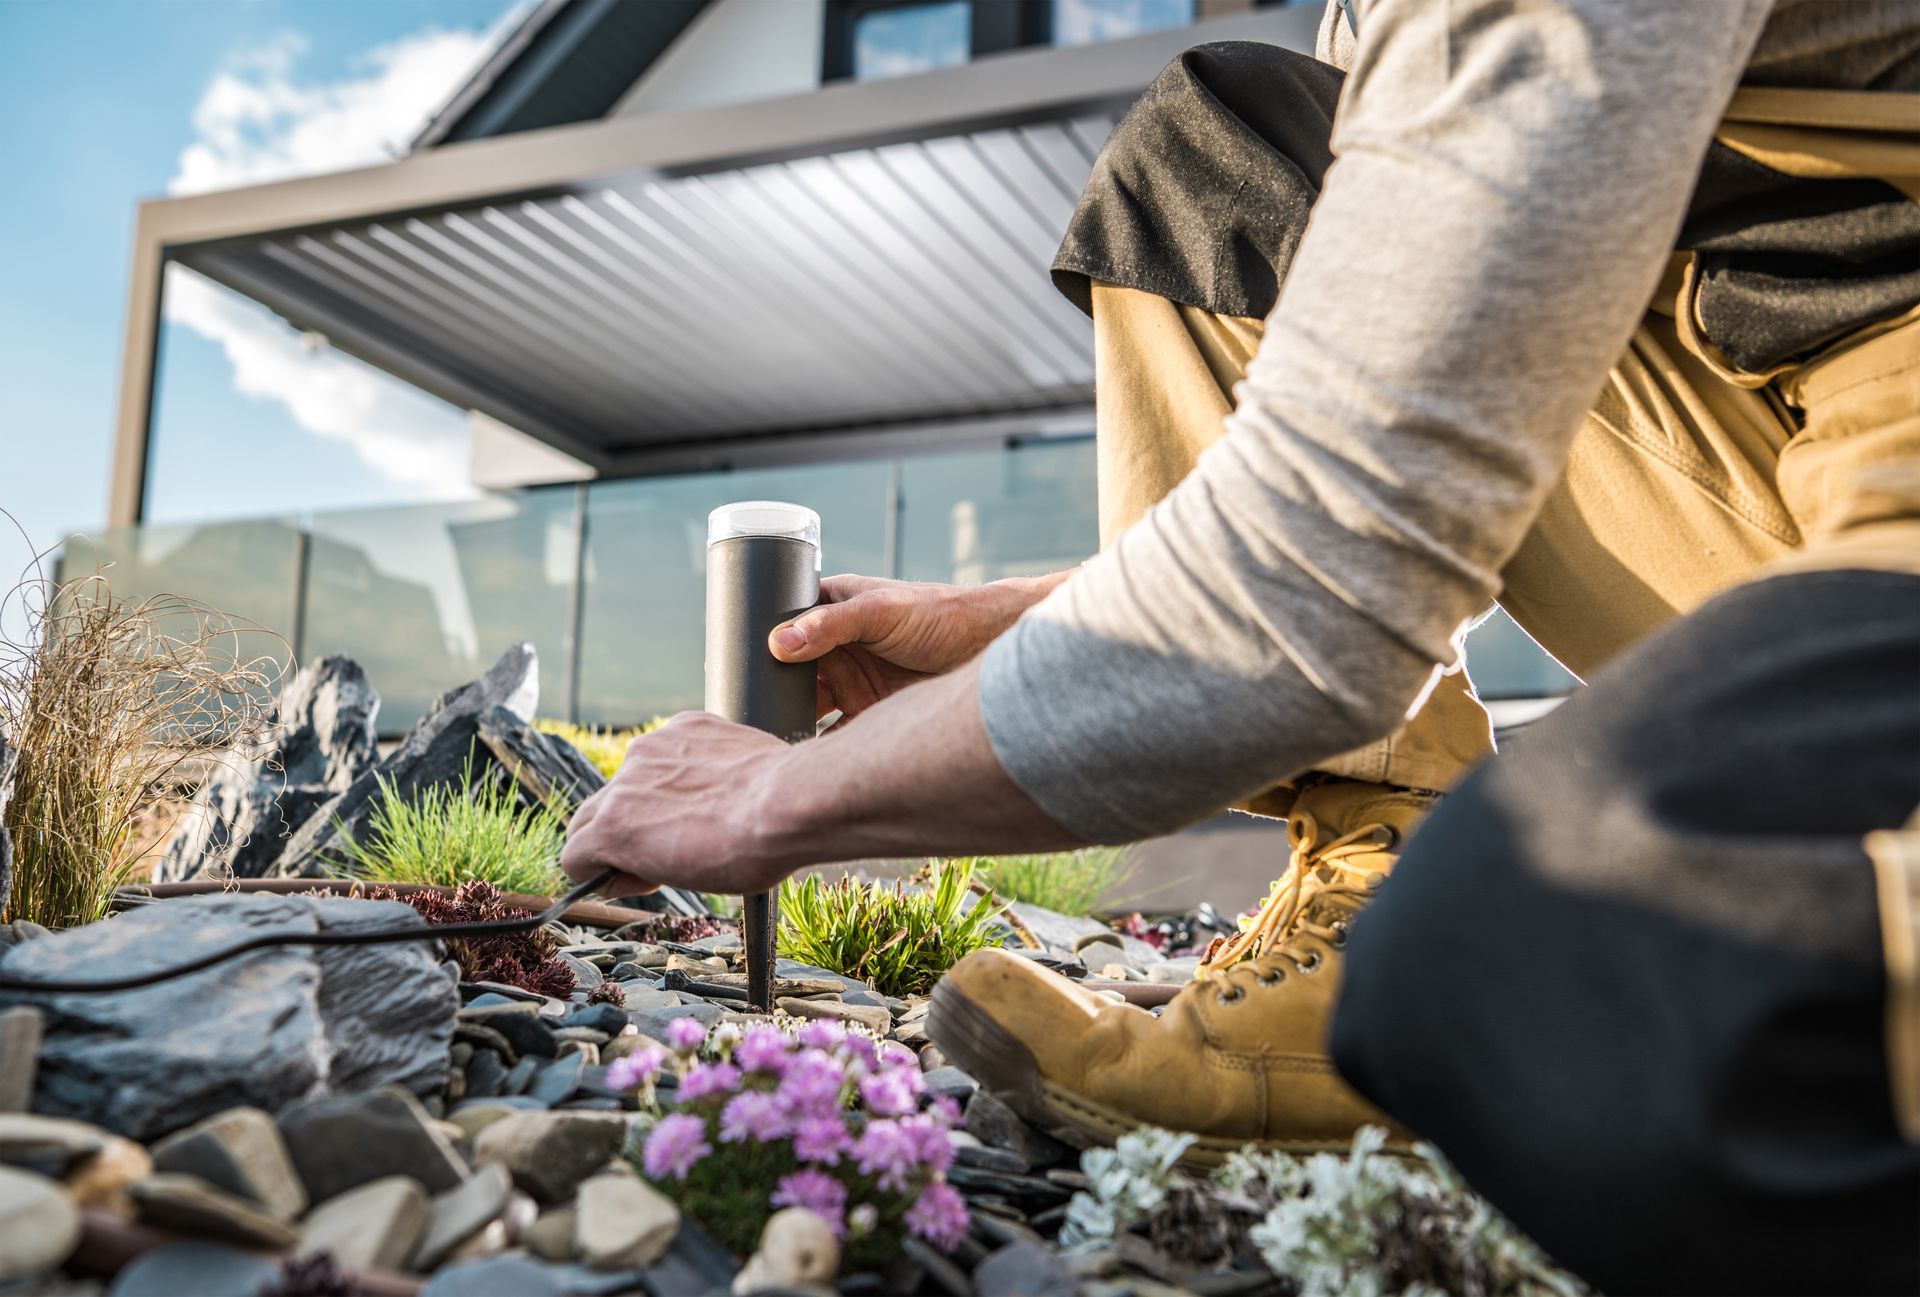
[
  {"left": 164, "top": 264, "right": 474, "bottom": 496},
  {"left": 162, "top": 21, "right": 523, "bottom": 502},
  {"left": 170, "top": 26, "right": 495, "bottom": 195}
]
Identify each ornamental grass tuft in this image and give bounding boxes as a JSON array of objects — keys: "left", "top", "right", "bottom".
[
  {"left": 607, "top": 1018, "right": 968, "bottom": 1266},
  {"left": 0, "top": 567, "right": 280, "bottom": 928},
  {"left": 326, "top": 754, "right": 566, "bottom": 896},
  {"left": 776, "top": 860, "right": 1002, "bottom": 998},
  {"left": 957, "top": 846, "right": 1138, "bottom": 918},
  {"left": 533, "top": 717, "right": 665, "bottom": 780}
]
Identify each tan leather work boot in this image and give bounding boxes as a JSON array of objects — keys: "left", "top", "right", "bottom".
[{"left": 930, "top": 782, "right": 1434, "bottom": 1167}]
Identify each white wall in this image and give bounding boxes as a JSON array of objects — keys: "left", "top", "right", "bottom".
[{"left": 612, "top": 0, "right": 825, "bottom": 118}]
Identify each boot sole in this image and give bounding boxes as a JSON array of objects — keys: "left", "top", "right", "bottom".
[{"left": 929, "top": 977, "right": 1387, "bottom": 1171}]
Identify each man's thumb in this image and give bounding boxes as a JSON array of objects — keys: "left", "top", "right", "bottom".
[{"left": 769, "top": 603, "right": 861, "bottom": 662}]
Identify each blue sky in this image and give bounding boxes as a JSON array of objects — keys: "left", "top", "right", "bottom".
[{"left": 0, "top": 0, "right": 517, "bottom": 604}]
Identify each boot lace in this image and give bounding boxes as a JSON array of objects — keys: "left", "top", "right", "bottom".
[{"left": 1197, "top": 812, "right": 1393, "bottom": 998}]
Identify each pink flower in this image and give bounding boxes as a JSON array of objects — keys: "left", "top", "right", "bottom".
[
  {"left": 857, "top": 1067, "right": 921, "bottom": 1118},
  {"left": 853, "top": 1119, "right": 918, "bottom": 1193},
  {"left": 875, "top": 1040, "right": 918, "bottom": 1072},
  {"left": 796, "top": 1020, "right": 848, "bottom": 1052},
  {"left": 677, "top": 1061, "right": 742, "bottom": 1103},
  {"left": 772, "top": 1169, "right": 848, "bottom": 1238},
  {"left": 732, "top": 1027, "right": 790, "bottom": 1075},
  {"left": 898, "top": 1113, "right": 953, "bottom": 1174},
  {"left": 603, "top": 1043, "right": 667, "bottom": 1093},
  {"left": 665, "top": 1017, "right": 708, "bottom": 1054},
  {"left": 905, "top": 1180, "right": 968, "bottom": 1251},
  {"left": 719, "top": 1090, "right": 791, "bottom": 1143},
  {"left": 642, "top": 1113, "right": 711, "bottom": 1181},
  {"left": 790, "top": 1114, "right": 853, "bottom": 1166},
  {"left": 775, "top": 1050, "right": 847, "bottom": 1119},
  {"left": 928, "top": 1095, "right": 963, "bottom": 1126},
  {"left": 842, "top": 1033, "right": 880, "bottom": 1073}
]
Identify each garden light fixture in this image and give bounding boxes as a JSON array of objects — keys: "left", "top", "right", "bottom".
[{"left": 705, "top": 501, "right": 822, "bottom": 1011}]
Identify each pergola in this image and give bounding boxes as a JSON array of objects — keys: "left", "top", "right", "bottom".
[{"left": 109, "top": 7, "right": 1316, "bottom": 528}]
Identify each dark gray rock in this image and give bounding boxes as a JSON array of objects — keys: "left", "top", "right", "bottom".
[
  {"left": 921, "top": 1066, "right": 978, "bottom": 1103},
  {"left": 277, "top": 1087, "right": 468, "bottom": 1201},
  {"left": 561, "top": 1003, "right": 627, "bottom": 1036},
  {"left": 627, "top": 1001, "right": 727, "bottom": 1042},
  {"left": 639, "top": 1217, "right": 738, "bottom": 1296},
  {"left": 461, "top": 1006, "right": 558, "bottom": 1059},
  {"left": 973, "top": 1239, "right": 1078, "bottom": 1297},
  {"left": 472, "top": 1109, "right": 631, "bottom": 1203},
  {"left": 0, "top": 894, "right": 454, "bottom": 1142},
  {"left": 473, "top": 705, "right": 605, "bottom": 820},
  {"left": 0, "top": 921, "right": 47, "bottom": 951},
  {"left": 557, "top": 953, "right": 601, "bottom": 992},
  {"left": 106, "top": 1241, "right": 277, "bottom": 1297},
  {"left": 465, "top": 1050, "right": 508, "bottom": 1100},
  {"left": 954, "top": 1142, "right": 1030, "bottom": 1174},
  {"left": 947, "top": 1164, "right": 1072, "bottom": 1205},
  {"left": 271, "top": 645, "right": 539, "bottom": 877},
  {"left": 155, "top": 655, "right": 379, "bottom": 882},
  {"left": 529, "top": 1054, "right": 586, "bottom": 1107},
  {"left": 455, "top": 1023, "right": 520, "bottom": 1066},
  {"left": 503, "top": 1056, "right": 539, "bottom": 1096},
  {"left": 964, "top": 1092, "right": 1072, "bottom": 1170},
  {"left": 411, "top": 1163, "right": 512, "bottom": 1271},
  {"left": 421, "top": 1256, "right": 568, "bottom": 1297}
]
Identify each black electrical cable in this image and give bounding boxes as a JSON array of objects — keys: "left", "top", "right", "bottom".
[{"left": 0, "top": 868, "right": 619, "bottom": 994}]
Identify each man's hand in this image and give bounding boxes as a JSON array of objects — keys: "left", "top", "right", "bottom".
[
  {"left": 769, "top": 572, "right": 1069, "bottom": 717},
  {"left": 560, "top": 711, "right": 794, "bottom": 897},
  {"left": 560, "top": 662, "right": 1084, "bottom": 901}
]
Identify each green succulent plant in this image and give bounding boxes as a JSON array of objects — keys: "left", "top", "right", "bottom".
[{"left": 776, "top": 859, "right": 1003, "bottom": 998}]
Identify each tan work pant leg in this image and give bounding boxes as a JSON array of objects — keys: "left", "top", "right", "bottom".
[{"left": 1090, "top": 282, "right": 1804, "bottom": 793}]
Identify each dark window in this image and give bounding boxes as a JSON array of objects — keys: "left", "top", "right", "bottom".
[
  {"left": 854, "top": 1, "right": 971, "bottom": 81},
  {"left": 1051, "top": 0, "right": 1195, "bottom": 46},
  {"left": 823, "top": 1, "right": 1052, "bottom": 82}
]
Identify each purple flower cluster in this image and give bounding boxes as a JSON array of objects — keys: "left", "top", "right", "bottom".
[{"left": 623, "top": 1017, "right": 968, "bottom": 1252}]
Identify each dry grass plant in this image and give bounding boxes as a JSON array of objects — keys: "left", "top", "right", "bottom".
[{"left": 0, "top": 555, "right": 282, "bottom": 928}]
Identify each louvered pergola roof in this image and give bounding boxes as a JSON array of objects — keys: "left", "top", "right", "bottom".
[{"left": 110, "top": 6, "right": 1316, "bottom": 525}]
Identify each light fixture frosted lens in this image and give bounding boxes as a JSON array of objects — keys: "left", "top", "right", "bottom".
[{"left": 707, "top": 501, "right": 821, "bottom": 559}]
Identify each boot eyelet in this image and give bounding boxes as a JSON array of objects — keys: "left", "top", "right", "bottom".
[
  {"left": 1256, "top": 969, "right": 1284, "bottom": 986},
  {"left": 1329, "top": 922, "right": 1350, "bottom": 949},
  {"left": 1297, "top": 952, "right": 1323, "bottom": 974},
  {"left": 1217, "top": 986, "right": 1245, "bottom": 1005}
]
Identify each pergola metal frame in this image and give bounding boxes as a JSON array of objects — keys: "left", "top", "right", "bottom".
[{"left": 110, "top": 6, "right": 1317, "bottom": 527}]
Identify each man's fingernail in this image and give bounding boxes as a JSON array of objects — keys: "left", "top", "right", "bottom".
[{"left": 773, "top": 625, "right": 806, "bottom": 652}]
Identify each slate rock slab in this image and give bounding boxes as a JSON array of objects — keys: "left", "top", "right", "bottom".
[
  {"left": 472, "top": 1110, "right": 631, "bottom": 1203},
  {"left": 272, "top": 644, "right": 539, "bottom": 877},
  {"left": 106, "top": 1241, "right": 277, "bottom": 1297},
  {"left": 131, "top": 1173, "right": 299, "bottom": 1248},
  {"left": 278, "top": 1087, "right": 468, "bottom": 1202},
  {"left": 151, "top": 1106, "right": 307, "bottom": 1221},
  {"left": 0, "top": 893, "right": 456, "bottom": 1142},
  {"left": 156, "top": 655, "right": 379, "bottom": 882}
]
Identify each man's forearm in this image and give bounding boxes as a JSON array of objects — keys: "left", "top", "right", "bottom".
[{"left": 753, "top": 658, "right": 1086, "bottom": 869}]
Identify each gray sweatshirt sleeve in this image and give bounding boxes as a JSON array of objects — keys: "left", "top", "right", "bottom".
[{"left": 978, "top": 0, "right": 1774, "bottom": 843}]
